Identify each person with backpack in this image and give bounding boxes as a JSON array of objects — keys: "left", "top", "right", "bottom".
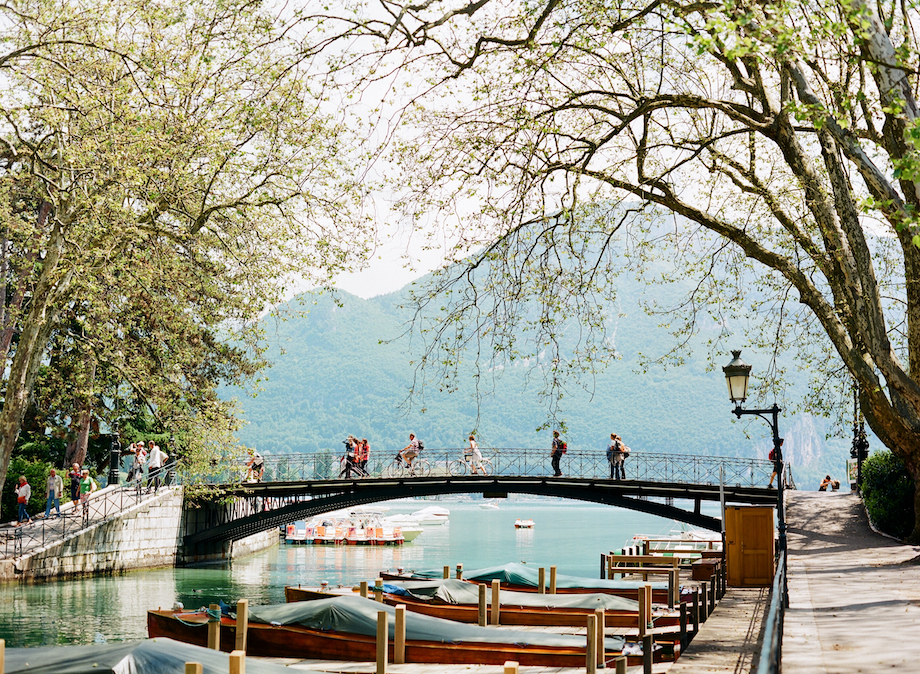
[
  {"left": 607, "top": 433, "right": 627, "bottom": 480},
  {"left": 401, "top": 433, "right": 423, "bottom": 468},
  {"left": 551, "top": 430, "right": 566, "bottom": 477}
]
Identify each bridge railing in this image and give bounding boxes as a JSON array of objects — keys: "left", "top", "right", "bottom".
[{"left": 252, "top": 448, "right": 772, "bottom": 487}]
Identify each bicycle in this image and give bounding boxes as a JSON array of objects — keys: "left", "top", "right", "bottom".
[
  {"left": 383, "top": 452, "right": 431, "bottom": 478},
  {"left": 448, "top": 452, "right": 493, "bottom": 476}
]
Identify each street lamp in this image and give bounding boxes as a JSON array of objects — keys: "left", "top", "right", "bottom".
[{"left": 722, "top": 350, "right": 787, "bottom": 560}]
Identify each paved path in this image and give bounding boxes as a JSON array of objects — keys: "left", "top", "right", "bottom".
[{"left": 783, "top": 491, "right": 920, "bottom": 673}]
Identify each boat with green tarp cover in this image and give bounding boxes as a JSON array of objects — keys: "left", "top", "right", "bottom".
[
  {"left": 2, "top": 637, "right": 315, "bottom": 674},
  {"left": 148, "top": 594, "right": 655, "bottom": 666},
  {"left": 285, "top": 578, "right": 680, "bottom": 628},
  {"left": 381, "top": 561, "right": 675, "bottom": 601}
]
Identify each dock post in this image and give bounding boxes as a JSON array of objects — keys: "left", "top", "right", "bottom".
[
  {"left": 638, "top": 584, "right": 648, "bottom": 638},
  {"left": 600, "top": 553, "right": 607, "bottom": 580},
  {"left": 184, "top": 665, "right": 202, "bottom": 674},
  {"left": 443, "top": 565, "right": 450, "bottom": 579},
  {"left": 0, "top": 638, "right": 4, "bottom": 674},
  {"left": 595, "top": 608, "right": 605, "bottom": 668},
  {"left": 586, "top": 613, "right": 597, "bottom": 674},
  {"left": 503, "top": 662, "right": 519, "bottom": 674},
  {"left": 376, "top": 610, "right": 388, "bottom": 674},
  {"left": 614, "top": 656, "right": 627, "bottom": 674},
  {"left": 394, "top": 604, "right": 406, "bottom": 664},
  {"left": 550, "top": 565, "right": 557, "bottom": 594},
  {"left": 642, "top": 634, "right": 653, "bottom": 674},
  {"left": 229, "top": 650, "right": 245, "bottom": 674},
  {"left": 235, "top": 599, "right": 249, "bottom": 653},
  {"left": 478, "top": 584, "right": 487, "bottom": 626},
  {"left": 700, "top": 581, "right": 709, "bottom": 622},
  {"left": 538, "top": 567, "right": 545, "bottom": 594},
  {"left": 709, "top": 576, "right": 716, "bottom": 614},
  {"left": 692, "top": 589, "right": 700, "bottom": 635},
  {"left": 491, "top": 579, "right": 501, "bottom": 625},
  {"left": 669, "top": 568, "right": 678, "bottom": 609},
  {"left": 360, "top": 581, "right": 369, "bottom": 598},
  {"left": 207, "top": 604, "right": 220, "bottom": 650},
  {"left": 679, "top": 602, "right": 688, "bottom": 650},
  {"left": 456, "top": 563, "right": 463, "bottom": 579},
  {"left": 375, "top": 577, "right": 384, "bottom": 603}
]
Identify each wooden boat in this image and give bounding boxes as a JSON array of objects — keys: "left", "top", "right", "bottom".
[
  {"left": 285, "top": 579, "right": 681, "bottom": 629},
  {"left": 147, "top": 595, "right": 672, "bottom": 666},
  {"left": 380, "top": 562, "right": 675, "bottom": 603}
]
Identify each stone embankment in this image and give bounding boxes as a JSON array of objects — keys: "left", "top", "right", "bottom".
[{"left": 0, "top": 486, "right": 277, "bottom": 582}]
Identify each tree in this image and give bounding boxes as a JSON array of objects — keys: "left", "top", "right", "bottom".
[
  {"left": 309, "top": 0, "right": 920, "bottom": 539},
  {"left": 0, "top": 0, "right": 370, "bottom": 496}
]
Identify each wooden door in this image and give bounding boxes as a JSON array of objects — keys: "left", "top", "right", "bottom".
[{"left": 725, "top": 506, "right": 775, "bottom": 586}]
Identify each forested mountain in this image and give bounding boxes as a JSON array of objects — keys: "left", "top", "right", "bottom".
[{"left": 224, "top": 269, "right": 855, "bottom": 490}]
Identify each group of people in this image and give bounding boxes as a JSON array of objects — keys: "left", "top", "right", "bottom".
[
  {"left": 340, "top": 436, "right": 370, "bottom": 478},
  {"left": 126, "top": 440, "right": 169, "bottom": 491},
  {"left": 548, "top": 431, "right": 631, "bottom": 478},
  {"left": 13, "top": 463, "right": 99, "bottom": 526}
]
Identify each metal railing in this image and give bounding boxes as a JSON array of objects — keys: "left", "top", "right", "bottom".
[
  {"left": 241, "top": 448, "right": 772, "bottom": 487},
  {"left": 2, "top": 466, "right": 177, "bottom": 560},
  {"left": 756, "top": 549, "right": 787, "bottom": 673}
]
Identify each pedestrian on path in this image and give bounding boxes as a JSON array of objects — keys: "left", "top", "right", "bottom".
[
  {"left": 14, "top": 476, "right": 33, "bottom": 526},
  {"left": 79, "top": 469, "right": 97, "bottom": 511},
  {"left": 147, "top": 444, "right": 169, "bottom": 492},
  {"left": 551, "top": 430, "right": 566, "bottom": 477},
  {"left": 607, "top": 433, "right": 627, "bottom": 480},
  {"left": 45, "top": 468, "right": 63, "bottom": 518},
  {"left": 68, "top": 463, "right": 81, "bottom": 503}
]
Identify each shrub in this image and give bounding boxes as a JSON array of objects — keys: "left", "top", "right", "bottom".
[
  {"left": 862, "top": 451, "right": 915, "bottom": 540},
  {"left": 3, "top": 457, "right": 52, "bottom": 522}
]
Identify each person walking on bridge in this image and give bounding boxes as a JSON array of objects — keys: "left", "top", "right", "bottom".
[
  {"left": 551, "top": 430, "right": 566, "bottom": 477},
  {"left": 45, "top": 468, "right": 63, "bottom": 518}
]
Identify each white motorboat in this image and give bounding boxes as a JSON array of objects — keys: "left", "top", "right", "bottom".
[
  {"left": 479, "top": 501, "right": 500, "bottom": 510},
  {"left": 410, "top": 505, "right": 450, "bottom": 525},
  {"left": 514, "top": 518, "right": 534, "bottom": 529}
]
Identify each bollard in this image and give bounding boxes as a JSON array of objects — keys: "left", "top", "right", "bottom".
[
  {"left": 692, "top": 589, "right": 700, "bottom": 635},
  {"left": 185, "top": 665, "right": 202, "bottom": 674},
  {"left": 394, "top": 605, "right": 406, "bottom": 664},
  {"left": 586, "top": 613, "right": 597, "bottom": 674},
  {"left": 503, "top": 662, "right": 520, "bottom": 674},
  {"left": 538, "top": 567, "right": 545, "bottom": 594},
  {"left": 235, "top": 599, "right": 249, "bottom": 653},
  {"left": 491, "top": 579, "right": 501, "bottom": 625},
  {"left": 229, "top": 650, "right": 245, "bottom": 674},
  {"left": 600, "top": 552, "right": 607, "bottom": 580},
  {"left": 595, "top": 608, "right": 605, "bottom": 668},
  {"left": 642, "top": 634, "right": 653, "bottom": 674},
  {"left": 376, "top": 610, "right": 388, "bottom": 674},
  {"left": 549, "top": 565, "right": 557, "bottom": 594},
  {"left": 375, "top": 577, "right": 384, "bottom": 603},
  {"left": 207, "top": 604, "right": 220, "bottom": 650},
  {"left": 456, "top": 563, "right": 463, "bottom": 580},
  {"left": 614, "top": 656, "right": 627, "bottom": 674},
  {"left": 700, "top": 581, "right": 709, "bottom": 622},
  {"left": 361, "top": 581, "right": 369, "bottom": 598},
  {"left": 443, "top": 565, "right": 450, "bottom": 579},
  {"left": 679, "top": 601, "right": 688, "bottom": 650},
  {"left": 478, "top": 584, "right": 487, "bottom": 626}
]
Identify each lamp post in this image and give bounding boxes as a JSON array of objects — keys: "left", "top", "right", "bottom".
[{"left": 722, "top": 350, "right": 787, "bottom": 559}]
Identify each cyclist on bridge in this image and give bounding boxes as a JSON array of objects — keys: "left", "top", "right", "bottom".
[{"left": 401, "top": 433, "right": 422, "bottom": 468}]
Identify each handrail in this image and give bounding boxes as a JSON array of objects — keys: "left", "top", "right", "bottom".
[{"left": 756, "top": 549, "right": 787, "bottom": 674}]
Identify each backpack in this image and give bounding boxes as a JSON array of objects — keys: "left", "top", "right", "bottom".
[
  {"left": 622, "top": 445, "right": 630, "bottom": 457},
  {"left": 561, "top": 442, "right": 567, "bottom": 453},
  {"left": 417, "top": 439, "right": 425, "bottom": 451}
]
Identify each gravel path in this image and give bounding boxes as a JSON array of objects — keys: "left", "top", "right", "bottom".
[{"left": 783, "top": 491, "right": 920, "bottom": 673}]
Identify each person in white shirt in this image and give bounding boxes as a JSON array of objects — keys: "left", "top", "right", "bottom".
[
  {"left": 15, "top": 476, "right": 33, "bottom": 526},
  {"left": 147, "top": 444, "right": 168, "bottom": 492},
  {"left": 467, "top": 435, "right": 484, "bottom": 474},
  {"left": 44, "top": 469, "right": 64, "bottom": 518}
]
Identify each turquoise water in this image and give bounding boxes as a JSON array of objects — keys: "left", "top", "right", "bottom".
[{"left": 0, "top": 497, "right": 719, "bottom": 647}]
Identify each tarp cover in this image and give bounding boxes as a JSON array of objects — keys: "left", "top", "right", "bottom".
[
  {"left": 411, "top": 562, "right": 667, "bottom": 591},
  {"left": 3, "top": 637, "right": 315, "bottom": 674},
  {"left": 383, "top": 578, "right": 639, "bottom": 611},
  {"left": 249, "top": 595, "right": 625, "bottom": 650}
]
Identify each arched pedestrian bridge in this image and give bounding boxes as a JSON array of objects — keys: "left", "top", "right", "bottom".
[{"left": 183, "top": 449, "right": 779, "bottom": 553}]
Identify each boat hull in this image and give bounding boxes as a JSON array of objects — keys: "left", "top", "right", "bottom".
[
  {"left": 147, "top": 609, "right": 660, "bottom": 666},
  {"left": 284, "top": 586, "right": 679, "bottom": 628}
]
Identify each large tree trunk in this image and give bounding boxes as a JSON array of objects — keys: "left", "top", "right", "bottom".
[
  {"left": 66, "top": 357, "right": 97, "bottom": 468},
  {"left": 0, "top": 219, "right": 71, "bottom": 497}
]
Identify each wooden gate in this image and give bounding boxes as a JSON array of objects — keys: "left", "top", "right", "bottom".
[{"left": 725, "top": 506, "right": 775, "bottom": 586}]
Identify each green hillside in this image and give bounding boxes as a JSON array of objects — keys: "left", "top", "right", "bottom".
[{"left": 224, "top": 274, "right": 854, "bottom": 489}]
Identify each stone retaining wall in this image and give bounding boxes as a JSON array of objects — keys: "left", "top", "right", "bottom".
[{"left": 2, "top": 487, "right": 279, "bottom": 582}]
